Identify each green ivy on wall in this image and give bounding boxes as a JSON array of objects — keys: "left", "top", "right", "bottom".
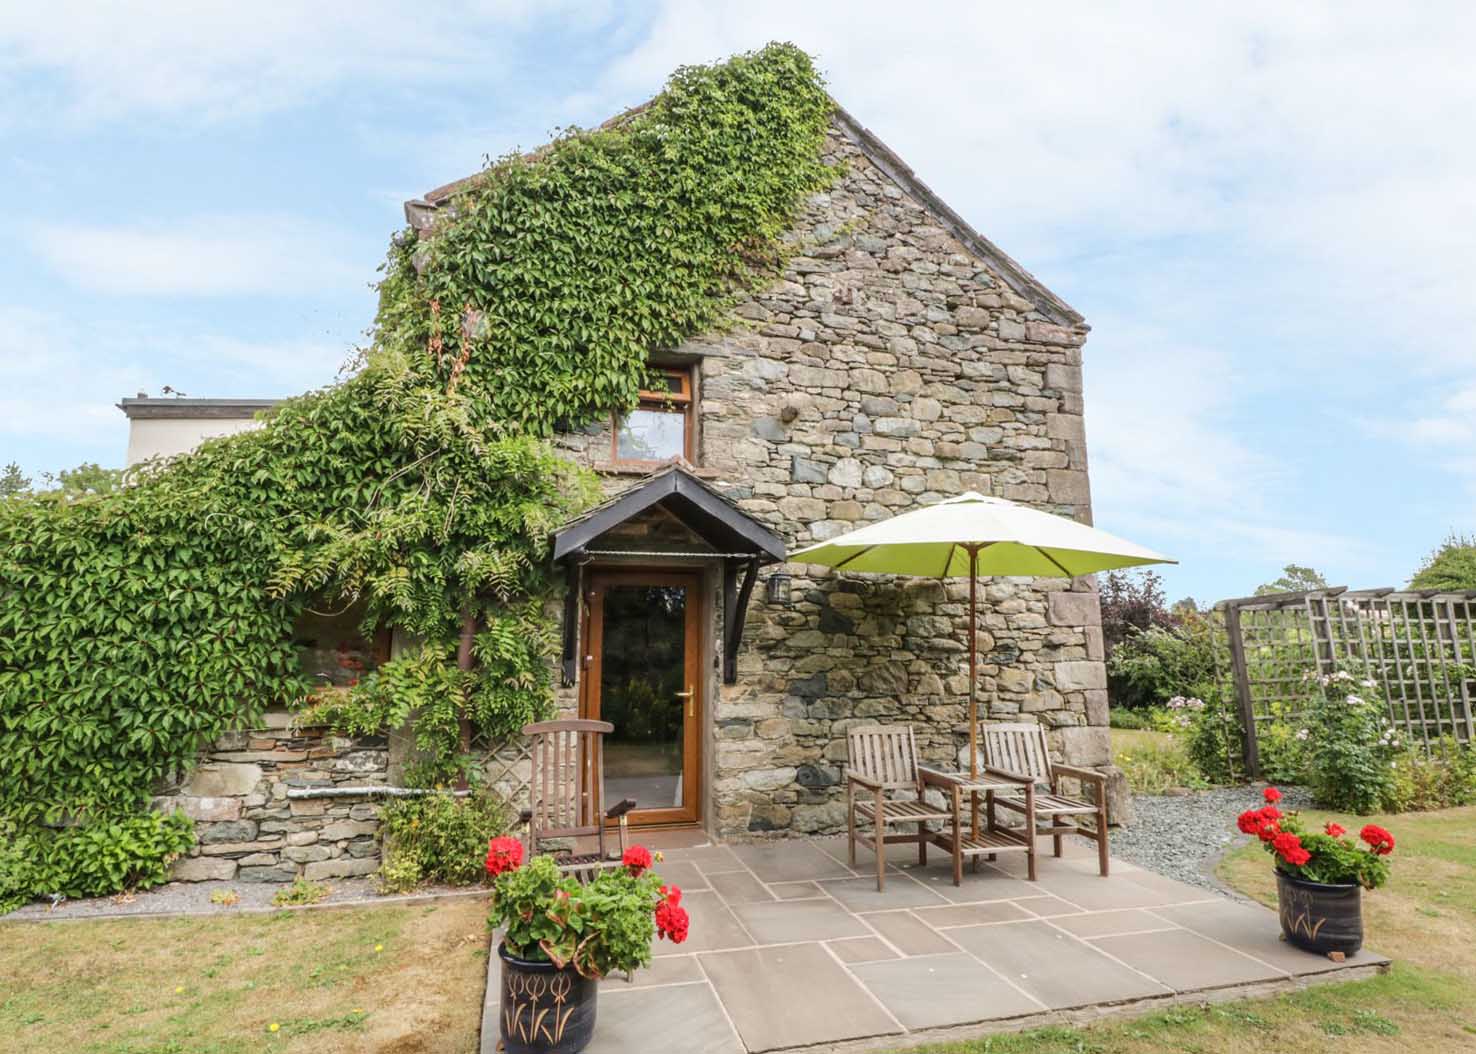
[{"left": 0, "top": 42, "right": 833, "bottom": 898}]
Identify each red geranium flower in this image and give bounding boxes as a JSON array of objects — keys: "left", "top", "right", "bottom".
[
  {"left": 1360, "top": 825, "right": 1395, "bottom": 856},
  {"left": 1272, "top": 831, "right": 1310, "bottom": 867},
  {"left": 1263, "top": 786, "right": 1282, "bottom": 804},
  {"left": 623, "top": 845, "right": 654, "bottom": 876},
  {"left": 485, "top": 836, "right": 524, "bottom": 877},
  {"left": 655, "top": 899, "right": 689, "bottom": 944},
  {"left": 659, "top": 884, "right": 682, "bottom": 907},
  {"left": 1258, "top": 805, "right": 1282, "bottom": 823},
  {"left": 1324, "top": 822, "right": 1346, "bottom": 838},
  {"left": 1236, "top": 809, "right": 1264, "bottom": 835}
]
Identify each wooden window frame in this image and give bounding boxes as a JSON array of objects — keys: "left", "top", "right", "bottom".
[{"left": 610, "top": 366, "right": 695, "bottom": 467}]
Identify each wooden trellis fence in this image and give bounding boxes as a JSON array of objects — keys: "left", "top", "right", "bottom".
[{"left": 1215, "top": 586, "right": 1476, "bottom": 775}]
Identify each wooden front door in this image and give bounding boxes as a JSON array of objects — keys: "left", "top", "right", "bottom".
[{"left": 581, "top": 569, "right": 703, "bottom": 826}]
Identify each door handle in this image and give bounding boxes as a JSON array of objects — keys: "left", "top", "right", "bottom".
[{"left": 675, "top": 687, "right": 694, "bottom": 718}]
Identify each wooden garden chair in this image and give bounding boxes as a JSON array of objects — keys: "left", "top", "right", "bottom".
[
  {"left": 845, "top": 724, "right": 955, "bottom": 891},
  {"left": 981, "top": 721, "right": 1111, "bottom": 876},
  {"left": 517, "top": 719, "right": 637, "bottom": 883}
]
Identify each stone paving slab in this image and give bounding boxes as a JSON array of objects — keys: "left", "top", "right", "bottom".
[
  {"left": 948, "top": 919, "right": 1173, "bottom": 1009},
  {"left": 481, "top": 834, "right": 1389, "bottom": 1053},
  {"left": 850, "top": 952, "right": 1044, "bottom": 1029},
  {"left": 700, "top": 942, "right": 901, "bottom": 1051}
]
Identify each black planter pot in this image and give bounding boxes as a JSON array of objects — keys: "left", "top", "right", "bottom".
[
  {"left": 1275, "top": 870, "right": 1363, "bottom": 956},
  {"left": 498, "top": 943, "right": 598, "bottom": 1054}
]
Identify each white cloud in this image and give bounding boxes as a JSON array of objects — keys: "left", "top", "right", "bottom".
[
  {"left": 0, "top": 1, "right": 615, "bottom": 124},
  {"left": 0, "top": 306, "right": 351, "bottom": 451},
  {"left": 29, "top": 215, "right": 361, "bottom": 296}
]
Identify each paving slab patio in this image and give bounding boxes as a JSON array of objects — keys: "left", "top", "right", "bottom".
[{"left": 481, "top": 834, "right": 1389, "bottom": 1054}]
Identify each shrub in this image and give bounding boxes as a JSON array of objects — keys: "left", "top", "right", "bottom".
[
  {"left": 1106, "top": 614, "right": 1219, "bottom": 711},
  {"left": 377, "top": 789, "right": 511, "bottom": 893},
  {"left": 1181, "top": 684, "right": 1244, "bottom": 785},
  {"left": 1256, "top": 711, "right": 1313, "bottom": 786},
  {"left": 1387, "top": 737, "right": 1476, "bottom": 812},
  {"left": 0, "top": 811, "right": 194, "bottom": 913},
  {"left": 1109, "top": 708, "right": 1151, "bottom": 730},
  {"left": 1109, "top": 706, "right": 1181, "bottom": 733},
  {"left": 1099, "top": 569, "right": 1176, "bottom": 656},
  {"left": 1303, "top": 670, "right": 1399, "bottom": 814}
]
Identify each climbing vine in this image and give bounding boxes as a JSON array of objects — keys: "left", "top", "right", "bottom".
[{"left": 0, "top": 43, "right": 833, "bottom": 896}]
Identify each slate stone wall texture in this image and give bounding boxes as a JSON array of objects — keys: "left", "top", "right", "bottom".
[
  {"left": 550, "top": 115, "right": 1126, "bottom": 839},
  {"left": 159, "top": 710, "right": 388, "bottom": 882}
]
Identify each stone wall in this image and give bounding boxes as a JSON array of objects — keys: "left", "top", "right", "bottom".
[
  {"left": 158, "top": 710, "right": 389, "bottom": 883},
  {"left": 544, "top": 114, "right": 1124, "bottom": 840}
]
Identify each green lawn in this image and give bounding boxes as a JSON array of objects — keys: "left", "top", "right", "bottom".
[
  {"left": 0, "top": 895, "right": 490, "bottom": 1054},
  {"left": 898, "top": 805, "right": 1476, "bottom": 1053}
]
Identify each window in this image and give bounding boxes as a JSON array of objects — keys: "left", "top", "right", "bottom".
[{"left": 613, "top": 368, "right": 694, "bottom": 464}]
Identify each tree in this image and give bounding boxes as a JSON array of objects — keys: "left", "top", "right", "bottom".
[
  {"left": 0, "top": 462, "right": 29, "bottom": 498},
  {"left": 39, "top": 462, "right": 123, "bottom": 500},
  {"left": 1410, "top": 533, "right": 1476, "bottom": 591},
  {"left": 1254, "top": 564, "right": 1328, "bottom": 596},
  {"left": 1099, "top": 569, "right": 1176, "bottom": 655}
]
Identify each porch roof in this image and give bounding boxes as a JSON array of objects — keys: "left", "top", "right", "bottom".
[{"left": 550, "top": 463, "right": 786, "bottom": 565}]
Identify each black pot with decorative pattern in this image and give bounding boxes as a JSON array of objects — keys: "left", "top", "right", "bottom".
[
  {"left": 1275, "top": 870, "right": 1364, "bottom": 956},
  {"left": 498, "top": 943, "right": 598, "bottom": 1054}
]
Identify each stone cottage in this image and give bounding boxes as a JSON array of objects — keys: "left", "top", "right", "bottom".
[
  {"left": 406, "top": 102, "right": 1117, "bottom": 839},
  {"left": 131, "top": 101, "right": 1119, "bottom": 872}
]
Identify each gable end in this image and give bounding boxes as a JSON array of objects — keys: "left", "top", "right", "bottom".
[{"left": 830, "top": 105, "right": 1085, "bottom": 329}]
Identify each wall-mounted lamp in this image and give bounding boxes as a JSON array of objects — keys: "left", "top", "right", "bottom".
[{"left": 765, "top": 571, "right": 793, "bottom": 606}]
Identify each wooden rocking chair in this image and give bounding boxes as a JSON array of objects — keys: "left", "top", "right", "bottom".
[
  {"left": 517, "top": 719, "right": 637, "bottom": 882},
  {"left": 845, "top": 724, "right": 954, "bottom": 891},
  {"left": 981, "top": 721, "right": 1111, "bottom": 876}
]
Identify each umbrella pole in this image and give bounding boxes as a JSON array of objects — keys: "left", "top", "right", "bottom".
[
  {"left": 968, "top": 544, "right": 979, "bottom": 779},
  {"left": 967, "top": 544, "right": 980, "bottom": 842}
]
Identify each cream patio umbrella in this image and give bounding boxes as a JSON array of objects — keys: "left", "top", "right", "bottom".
[{"left": 788, "top": 492, "right": 1175, "bottom": 776}]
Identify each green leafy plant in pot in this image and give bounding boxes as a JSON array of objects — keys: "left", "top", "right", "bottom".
[
  {"left": 1236, "top": 786, "right": 1394, "bottom": 958},
  {"left": 485, "top": 838, "right": 688, "bottom": 1054}
]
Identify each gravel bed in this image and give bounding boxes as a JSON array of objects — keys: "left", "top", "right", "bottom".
[
  {"left": 1108, "top": 784, "right": 1314, "bottom": 893},
  {"left": 2, "top": 877, "right": 485, "bottom": 923}
]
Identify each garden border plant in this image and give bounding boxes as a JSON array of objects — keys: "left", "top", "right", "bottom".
[{"left": 0, "top": 42, "right": 835, "bottom": 910}]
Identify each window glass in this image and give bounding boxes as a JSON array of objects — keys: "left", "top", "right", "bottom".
[{"left": 617, "top": 407, "right": 685, "bottom": 461}]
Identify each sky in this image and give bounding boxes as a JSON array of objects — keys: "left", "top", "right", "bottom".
[{"left": 1, "top": 2, "right": 1473, "bottom": 605}]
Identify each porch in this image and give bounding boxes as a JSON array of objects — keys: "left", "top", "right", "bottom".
[{"left": 480, "top": 833, "right": 1388, "bottom": 1054}]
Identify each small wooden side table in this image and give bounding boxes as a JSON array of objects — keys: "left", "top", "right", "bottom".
[{"left": 919, "top": 767, "right": 1037, "bottom": 885}]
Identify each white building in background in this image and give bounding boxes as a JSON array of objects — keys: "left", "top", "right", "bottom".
[{"left": 116, "top": 395, "right": 278, "bottom": 468}]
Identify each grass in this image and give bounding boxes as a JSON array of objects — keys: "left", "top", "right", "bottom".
[
  {"left": 896, "top": 805, "right": 1476, "bottom": 1053},
  {"left": 0, "top": 895, "right": 490, "bottom": 1054},
  {"left": 1112, "top": 728, "right": 1207, "bottom": 794}
]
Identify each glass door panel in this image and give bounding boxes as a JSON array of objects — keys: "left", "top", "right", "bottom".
[{"left": 586, "top": 571, "right": 701, "bottom": 825}]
